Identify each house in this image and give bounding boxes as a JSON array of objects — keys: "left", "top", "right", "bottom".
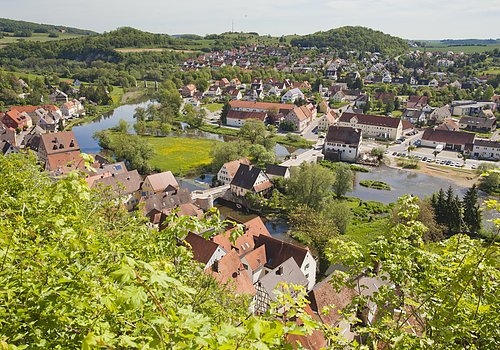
[
  {"left": 323, "top": 126, "right": 362, "bottom": 162},
  {"left": 0, "top": 140, "right": 19, "bottom": 156},
  {"left": 459, "top": 115, "right": 496, "bottom": 133},
  {"left": 451, "top": 101, "right": 496, "bottom": 116},
  {"left": 318, "top": 110, "right": 339, "bottom": 131},
  {"left": 309, "top": 272, "right": 388, "bottom": 342},
  {"left": 181, "top": 84, "right": 197, "bottom": 97},
  {"left": 140, "top": 188, "right": 201, "bottom": 224},
  {"left": 337, "top": 112, "right": 403, "bottom": 140},
  {"left": 254, "top": 257, "right": 309, "bottom": 314},
  {"left": 429, "top": 105, "right": 451, "bottom": 123},
  {"left": 0, "top": 124, "right": 18, "bottom": 147},
  {"left": 281, "top": 88, "right": 304, "bottom": 103},
  {"left": 285, "top": 105, "right": 313, "bottom": 132},
  {"left": 184, "top": 232, "right": 227, "bottom": 270},
  {"left": 217, "top": 158, "right": 251, "bottom": 185},
  {"left": 402, "top": 108, "right": 427, "bottom": 124},
  {"left": 1, "top": 110, "right": 32, "bottom": 130},
  {"left": 226, "top": 110, "right": 268, "bottom": 127},
  {"left": 48, "top": 89, "right": 69, "bottom": 103},
  {"left": 436, "top": 118, "right": 460, "bottom": 132},
  {"left": 230, "top": 78, "right": 242, "bottom": 88},
  {"left": 420, "top": 128, "right": 475, "bottom": 151},
  {"left": 406, "top": 95, "right": 429, "bottom": 109},
  {"left": 37, "top": 131, "right": 80, "bottom": 167},
  {"left": 142, "top": 171, "right": 179, "bottom": 196},
  {"left": 317, "top": 100, "right": 329, "bottom": 114},
  {"left": 472, "top": 139, "right": 500, "bottom": 160},
  {"left": 61, "top": 99, "right": 84, "bottom": 117},
  {"left": 228, "top": 100, "right": 295, "bottom": 115},
  {"left": 228, "top": 89, "right": 242, "bottom": 100},
  {"left": 88, "top": 169, "right": 142, "bottom": 209},
  {"left": 253, "top": 234, "right": 316, "bottom": 291},
  {"left": 354, "top": 94, "right": 370, "bottom": 108},
  {"left": 212, "top": 217, "right": 271, "bottom": 260},
  {"left": 331, "top": 90, "right": 347, "bottom": 103},
  {"left": 265, "top": 164, "right": 290, "bottom": 179},
  {"left": 217, "top": 78, "right": 230, "bottom": 87},
  {"left": 209, "top": 250, "right": 256, "bottom": 296},
  {"left": 204, "top": 85, "right": 222, "bottom": 97},
  {"left": 230, "top": 164, "right": 273, "bottom": 197}
]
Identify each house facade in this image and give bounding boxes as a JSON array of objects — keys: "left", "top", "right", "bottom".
[
  {"left": 323, "top": 126, "right": 362, "bottom": 162},
  {"left": 226, "top": 110, "right": 268, "bottom": 127},
  {"left": 285, "top": 105, "right": 313, "bottom": 132},
  {"left": 420, "top": 128, "right": 475, "bottom": 151},
  {"left": 230, "top": 164, "right": 272, "bottom": 197},
  {"left": 472, "top": 140, "right": 500, "bottom": 160},
  {"left": 217, "top": 158, "right": 251, "bottom": 185},
  {"left": 337, "top": 112, "right": 402, "bottom": 140}
]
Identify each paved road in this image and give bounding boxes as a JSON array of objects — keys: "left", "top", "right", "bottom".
[{"left": 280, "top": 149, "right": 324, "bottom": 167}]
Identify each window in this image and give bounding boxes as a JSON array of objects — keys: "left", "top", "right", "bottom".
[{"left": 304, "top": 263, "right": 310, "bottom": 270}]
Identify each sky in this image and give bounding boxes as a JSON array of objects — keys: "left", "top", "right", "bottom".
[{"left": 3, "top": 0, "right": 500, "bottom": 40}]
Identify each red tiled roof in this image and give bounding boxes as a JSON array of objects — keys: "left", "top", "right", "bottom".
[
  {"left": 422, "top": 128, "right": 475, "bottom": 145},
  {"left": 229, "top": 100, "right": 295, "bottom": 112},
  {"left": 184, "top": 232, "right": 221, "bottom": 265},
  {"left": 223, "top": 158, "right": 251, "bottom": 179},
  {"left": 339, "top": 112, "right": 401, "bottom": 129},
  {"left": 226, "top": 110, "right": 267, "bottom": 122},
  {"left": 11, "top": 105, "right": 39, "bottom": 114},
  {"left": 46, "top": 151, "right": 85, "bottom": 174},
  {"left": 254, "top": 235, "right": 309, "bottom": 269},
  {"left": 209, "top": 250, "right": 256, "bottom": 295},
  {"left": 40, "top": 131, "right": 80, "bottom": 155}
]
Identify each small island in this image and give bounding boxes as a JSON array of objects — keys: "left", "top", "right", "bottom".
[{"left": 359, "top": 180, "right": 391, "bottom": 191}]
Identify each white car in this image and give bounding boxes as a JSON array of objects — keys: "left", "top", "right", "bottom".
[{"left": 471, "top": 164, "right": 478, "bottom": 170}]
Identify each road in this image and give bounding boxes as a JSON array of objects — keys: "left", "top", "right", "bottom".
[{"left": 280, "top": 148, "right": 324, "bottom": 167}]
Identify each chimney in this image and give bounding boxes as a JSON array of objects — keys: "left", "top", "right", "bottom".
[
  {"left": 212, "top": 260, "right": 219, "bottom": 273},
  {"left": 276, "top": 266, "right": 284, "bottom": 276}
]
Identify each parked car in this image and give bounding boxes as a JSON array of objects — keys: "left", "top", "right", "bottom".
[
  {"left": 422, "top": 157, "right": 428, "bottom": 161},
  {"left": 471, "top": 164, "right": 478, "bottom": 169},
  {"left": 392, "top": 152, "right": 398, "bottom": 156},
  {"left": 445, "top": 160, "right": 452, "bottom": 165}
]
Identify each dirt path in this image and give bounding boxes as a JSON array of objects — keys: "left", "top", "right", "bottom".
[{"left": 386, "top": 158, "right": 479, "bottom": 188}]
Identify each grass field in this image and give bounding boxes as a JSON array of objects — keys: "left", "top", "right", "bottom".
[
  {"left": 0, "top": 32, "right": 84, "bottom": 45},
  {"left": 146, "top": 136, "right": 219, "bottom": 175},
  {"left": 420, "top": 43, "right": 500, "bottom": 54},
  {"left": 203, "top": 103, "right": 224, "bottom": 112}
]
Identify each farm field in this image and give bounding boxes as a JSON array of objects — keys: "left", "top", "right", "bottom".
[{"left": 0, "top": 32, "right": 84, "bottom": 45}]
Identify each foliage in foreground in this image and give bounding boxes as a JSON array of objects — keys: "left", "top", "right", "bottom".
[{"left": 0, "top": 154, "right": 320, "bottom": 349}]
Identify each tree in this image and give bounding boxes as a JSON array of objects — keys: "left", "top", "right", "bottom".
[
  {"left": 289, "top": 205, "right": 338, "bottom": 274},
  {"left": 286, "top": 162, "right": 335, "bottom": 209},
  {"left": 0, "top": 154, "right": 328, "bottom": 349},
  {"left": 211, "top": 141, "right": 247, "bottom": 173},
  {"left": 133, "top": 120, "right": 147, "bottom": 135},
  {"left": 116, "top": 119, "right": 129, "bottom": 133},
  {"left": 322, "top": 199, "right": 352, "bottom": 234},
  {"left": 239, "top": 119, "right": 267, "bottom": 144},
  {"left": 478, "top": 167, "right": 500, "bottom": 194},
  {"left": 462, "top": 184, "right": 481, "bottom": 235},
  {"left": 220, "top": 102, "right": 230, "bottom": 124},
  {"left": 362, "top": 99, "right": 371, "bottom": 113},
  {"left": 248, "top": 144, "right": 275, "bottom": 167},
  {"left": 332, "top": 162, "right": 353, "bottom": 197},
  {"left": 370, "top": 147, "right": 385, "bottom": 161},
  {"left": 327, "top": 195, "right": 500, "bottom": 349}
]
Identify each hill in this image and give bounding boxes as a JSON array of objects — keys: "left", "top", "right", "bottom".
[
  {"left": 0, "top": 17, "right": 96, "bottom": 35},
  {"left": 290, "top": 26, "right": 409, "bottom": 54}
]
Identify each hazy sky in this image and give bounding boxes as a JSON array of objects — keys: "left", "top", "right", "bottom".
[{"left": 3, "top": 0, "right": 500, "bottom": 39}]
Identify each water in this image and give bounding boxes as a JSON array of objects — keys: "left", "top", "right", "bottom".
[
  {"left": 73, "top": 101, "right": 151, "bottom": 153},
  {"left": 348, "top": 165, "right": 467, "bottom": 204},
  {"left": 72, "top": 100, "right": 300, "bottom": 158}
]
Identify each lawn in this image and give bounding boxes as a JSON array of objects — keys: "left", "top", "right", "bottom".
[
  {"left": 145, "top": 136, "right": 220, "bottom": 175},
  {"left": 420, "top": 43, "right": 500, "bottom": 54},
  {"left": 204, "top": 103, "right": 224, "bottom": 112},
  {"left": 0, "top": 32, "right": 84, "bottom": 45}
]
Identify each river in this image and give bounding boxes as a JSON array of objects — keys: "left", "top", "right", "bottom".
[{"left": 71, "top": 101, "right": 497, "bottom": 234}]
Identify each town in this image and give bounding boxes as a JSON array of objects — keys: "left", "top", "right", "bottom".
[{"left": 0, "top": 15, "right": 499, "bottom": 350}]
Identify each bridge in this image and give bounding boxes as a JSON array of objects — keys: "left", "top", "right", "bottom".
[{"left": 191, "top": 184, "right": 230, "bottom": 210}]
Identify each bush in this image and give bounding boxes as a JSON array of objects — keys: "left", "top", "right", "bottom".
[
  {"left": 359, "top": 180, "right": 391, "bottom": 190},
  {"left": 279, "top": 120, "right": 296, "bottom": 131}
]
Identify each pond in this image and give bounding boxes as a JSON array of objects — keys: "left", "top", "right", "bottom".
[
  {"left": 348, "top": 165, "right": 467, "bottom": 204},
  {"left": 72, "top": 101, "right": 300, "bottom": 159}
]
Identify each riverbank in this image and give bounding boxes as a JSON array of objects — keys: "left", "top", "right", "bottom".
[
  {"left": 65, "top": 87, "right": 151, "bottom": 130},
  {"left": 385, "top": 157, "right": 479, "bottom": 188}
]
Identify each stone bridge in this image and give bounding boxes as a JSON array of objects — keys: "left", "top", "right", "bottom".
[{"left": 191, "top": 184, "right": 230, "bottom": 210}]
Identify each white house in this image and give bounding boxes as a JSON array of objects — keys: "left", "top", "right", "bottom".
[
  {"left": 184, "top": 232, "right": 227, "bottom": 270},
  {"left": 323, "top": 126, "right": 362, "bottom": 162},
  {"left": 318, "top": 110, "right": 338, "bottom": 131},
  {"left": 280, "top": 88, "right": 304, "bottom": 103},
  {"left": 337, "top": 112, "right": 403, "bottom": 140},
  {"left": 284, "top": 105, "right": 313, "bottom": 132},
  {"left": 226, "top": 110, "right": 268, "bottom": 128},
  {"left": 472, "top": 139, "right": 500, "bottom": 160},
  {"left": 217, "top": 158, "right": 251, "bottom": 185},
  {"left": 230, "top": 164, "right": 272, "bottom": 197},
  {"left": 61, "top": 99, "right": 84, "bottom": 117}
]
